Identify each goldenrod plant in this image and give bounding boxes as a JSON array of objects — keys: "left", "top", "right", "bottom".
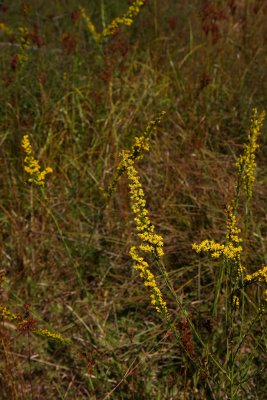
[
  {"left": 0, "top": 305, "right": 69, "bottom": 344},
  {"left": 21, "top": 134, "right": 53, "bottom": 186},
  {"left": 192, "top": 108, "right": 266, "bottom": 397},
  {"left": 106, "top": 108, "right": 266, "bottom": 398},
  {"left": 235, "top": 109, "right": 266, "bottom": 203},
  {"left": 2, "top": 2, "right": 267, "bottom": 398},
  {"left": 80, "top": 0, "right": 144, "bottom": 43},
  {"left": 0, "top": 22, "right": 13, "bottom": 36},
  {"left": 0, "top": 23, "right": 31, "bottom": 69}
]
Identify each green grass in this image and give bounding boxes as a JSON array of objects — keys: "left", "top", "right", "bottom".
[{"left": 1, "top": 1, "right": 267, "bottom": 399}]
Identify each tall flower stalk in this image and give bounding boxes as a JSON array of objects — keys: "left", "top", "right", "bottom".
[{"left": 80, "top": 1, "right": 145, "bottom": 43}]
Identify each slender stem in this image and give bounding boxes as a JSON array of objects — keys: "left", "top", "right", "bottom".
[
  {"left": 30, "top": 185, "right": 35, "bottom": 272},
  {"left": 100, "top": 0, "right": 106, "bottom": 30},
  {"left": 155, "top": 258, "right": 231, "bottom": 380}
]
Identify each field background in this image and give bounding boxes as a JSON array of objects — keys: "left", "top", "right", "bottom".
[{"left": 1, "top": 1, "right": 267, "bottom": 399}]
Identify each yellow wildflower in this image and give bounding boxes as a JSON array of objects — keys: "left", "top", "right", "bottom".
[
  {"left": 244, "top": 265, "right": 267, "bottom": 284},
  {"left": 130, "top": 247, "right": 168, "bottom": 315},
  {"left": 232, "top": 295, "right": 240, "bottom": 308},
  {"left": 17, "top": 26, "right": 31, "bottom": 68},
  {"left": 244, "top": 265, "right": 267, "bottom": 302},
  {"left": 106, "top": 111, "right": 165, "bottom": 200},
  {"left": 0, "top": 306, "right": 19, "bottom": 322},
  {"left": 236, "top": 108, "right": 265, "bottom": 199},
  {"left": 80, "top": 1, "right": 144, "bottom": 42},
  {"left": 79, "top": 7, "right": 101, "bottom": 43},
  {"left": 21, "top": 135, "right": 53, "bottom": 186},
  {"left": 192, "top": 240, "right": 225, "bottom": 258},
  {"left": 0, "top": 305, "right": 69, "bottom": 344},
  {"left": 123, "top": 156, "right": 164, "bottom": 258},
  {"left": 102, "top": 0, "right": 144, "bottom": 37},
  {"left": 0, "top": 22, "right": 13, "bottom": 36},
  {"left": 192, "top": 205, "right": 243, "bottom": 273},
  {"left": 33, "top": 328, "right": 70, "bottom": 344},
  {"left": 123, "top": 151, "right": 167, "bottom": 315}
]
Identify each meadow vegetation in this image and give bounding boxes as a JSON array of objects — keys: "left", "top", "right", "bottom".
[{"left": 0, "top": 1, "right": 267, "bottom": 399}]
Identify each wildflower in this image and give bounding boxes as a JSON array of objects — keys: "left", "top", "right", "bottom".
[
  {"left": 102, "top": 0, "right": 145, "bottom": 37},
  {"left": 106, "top": 111, "right": 165, "bottom": 200},
  {"left": 107, "top": 112, "right": 167, "bottom": 316},
  {"left": 80, "top": 1, "right": 144, "bottom": 42},
  {"left": 79, "top": 7, "right": 101, "bottom": 43},
  {"left": 192, "top": 240, "right": 225, "bottom": 259},
  {"left": 123, "top": 151, "right": 167, "bottom": 315},
  {"left": 244, "top": 265, "right": 267, "bottom": 284},
  {"left": 17, "top": 26, "right": 31, "bottom": 68},
  {"left": 0, "top": 305, "right": 69, "bottom": 344},
  {"left": 33, "top": 328, "right": 70, "bottom": 344},
  {"left": 232, "top": 295, "right": 240, "bottom": 308},
  {"left": 0, "top": 22, "right": 13, "bottom": 36},
  {"left": 192, "top": 205, "right": 243, "bottom": 273},
  {"left": 21, "top": 134, "right": 53, "bottom": 186},
  {"left": 0, "top": 306, "right": 20, "bottom": 322},
  {"left": 236, "top": 109, "right": 265, "bottom": 200},
  {"left": 130, "top": 246, "right": 168, "bottom": 315},
  {"left": 123, "top": 155, "right": 164, "bottom": 258},
  {"left": 225, "top": 205, "right": 242, "bottom": 246},
  {"left": 244, "top": 266, "right": 267, "bottom": 302}
]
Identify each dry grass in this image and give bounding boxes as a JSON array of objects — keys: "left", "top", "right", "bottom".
[{"left": 1, "top": 1, "right": 267, "bottom": 399}]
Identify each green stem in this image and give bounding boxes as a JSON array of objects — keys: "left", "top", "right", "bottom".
[{"left": 155, "top": 258, "right": 231, "bottom": 380}]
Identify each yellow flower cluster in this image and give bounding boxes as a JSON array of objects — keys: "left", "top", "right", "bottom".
[
  {"left": 79, "top": 7, "right": 101, "bottom": 43},
  {"left": 236, "top": 109, "right": 265, "bottom": 199},
  {"left": 0, "top": 305, "right": 69, "bottom": 343},
  {"left": 244, "top": 265, "right": 267, "bottom": 283},
  {"left": 244, "top": 266, "right": 267, "bottom": 302},
  {"left": 192, "top": 205, "right": 243, "bottom": 267},
  {"left": 106, "top": 111, "right": 166, "bottom": 200},
  {"left": 102, "top": 0, "right": 144, "bottom": 37},
  {"left": 34, "top": 328, "right": 70, "bottom": 344},
  {"left": 123, "top": 154, "right": 164, "bottom": 258},
  {"left": 18, "top": 26, "right": 30, "bottom": 68},
  {"left": 120, "top": 150, "right": 167, "bottom": 315},
  {"left": 21, "top": 135, "right": 53, "bottom": 186},
  {"left": 130, "top": 246, "right": 168, "bottom": 315},
  {"left": 80, "top": 0, "right": 144, "bottom": 42},
  {"left": 232, "top": 295, "right": 240, "bottom": 308},
  {"left": 0, "top": 306, "right": 19, "bottom": 322},
  {"left": 0, "top": 22, "right": 13, "bottom": 36}
]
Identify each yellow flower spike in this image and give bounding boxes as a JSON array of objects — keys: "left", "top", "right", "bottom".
[
  {"left": 193, "top": 205, "right": 243, "bottom": 271},
  {"left": 0, "top": 22, "right": 13, "bottom": 36},
  {"left": 102, "top": 0, "right": 144, "bottom": 37},
  {"left": 106, "top": 112, "right": 165, "bottom": 200},
  {"left": 0, "top": 305, "right": 69, "bottom": 344},
  {"left": 226, "top": 205, "right": 242, "bottom": 245},
  {"left": 236, "top": 108, "right": 265, "bottom": 200},
  {"left": 129, "top": 242, "right": 168, "bottom": 316},
  {"left": 80, "top": 1, "right": 144, "bottom": 42},
  {"left": 0, "top": 306, "right": 19, "bottom": 322},
  {"left": 244, "top": 266, "right": 267, "bottom": 303},
  {"left": 232, "top": 295, "right": 240, "bottom": 308},
  {"left": 33, "top": 328, "right": 70, "bottom": 344},
  {"left": 21, "top": 135, "right": 53, "bottom": 186},
  {"left": 79, "top": 7, "right": 101, "bottom": 43},
  {"left": 244, "top": 266, "right": 267, "bottom": 284}
]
